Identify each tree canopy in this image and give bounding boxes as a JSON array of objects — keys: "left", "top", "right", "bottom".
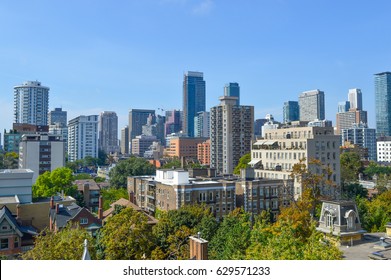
[
  {"left": 233, "top": 153, "right": 251, "bottom": 175},
  {"left": 109, "top": 157, "right": 155, "bottom": 188},
  {"left": 96, "top": 207, "right": 154, "bottom": 260},
  {"left": 23, "top": 224, "right": 96, "bottom": 260},
  {"left": 340, "top": 151, "right": 363, "bottom": 184},
  {"left": 32, "top": 167, "right": 76, "bottom": 198}
]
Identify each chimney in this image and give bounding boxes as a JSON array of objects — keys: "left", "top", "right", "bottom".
[
  {"left": 16, "top": 204, "right": 21, "bottom": 223},
  {"left": 55, "top": 203, "right": 59, "bottom": 214},
  {"left": 50, "top": 196, "right": 54, "bottom": 209},
  {"left": 98, "top": 196, "right": 103, "bottom": 220},
  {"left": 189, "top": 233, "right": 208, "bottom": 260}
]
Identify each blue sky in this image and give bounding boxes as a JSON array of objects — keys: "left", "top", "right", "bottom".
[{"left": 1, "top": 0, "right": 391, "bottom": 138}]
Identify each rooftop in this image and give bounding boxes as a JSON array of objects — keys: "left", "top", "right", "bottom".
[{"left": 340, "top": 233, "right": 391, "bottom": 260}]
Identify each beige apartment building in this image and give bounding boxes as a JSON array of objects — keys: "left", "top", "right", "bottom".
[
  {"left": 128, "top": 169, "right": 236, "bottom": 219},
  {"left": 250, "top": 124, "right": 341, "bottom": 199},
  {"left": 236, "top": 169, "right": 293, "bottom": 221}
]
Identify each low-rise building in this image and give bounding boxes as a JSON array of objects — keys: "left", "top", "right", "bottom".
[
  {"left": 128, "top": 169, "right": 236, "bottom": 219},
  {"left": 74, "top": 179, "right": 101, "bottom": 212},
  {"left": 0, "top": 169, "right": 34, "bottom": 204}
]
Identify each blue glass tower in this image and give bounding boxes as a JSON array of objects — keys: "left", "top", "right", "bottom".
[
  {"left": 183, "top": 71, "right": 206, "bottom": 137},
  {"left": 224, "top": 82, "right": 240, "bottom": 106},
  {"left": 375, "top": 72, "right": 391, "bottom": 137},
  {"left": 283, "top": 101, "right": 299, "bottom": 123}
]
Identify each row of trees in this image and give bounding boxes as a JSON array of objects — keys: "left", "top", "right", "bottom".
[{"left": 24, "top": 202, "right": 342, "bottom": 260}]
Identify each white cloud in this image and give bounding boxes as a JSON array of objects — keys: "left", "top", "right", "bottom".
[{"left": 192, "top": 0, "right": 214, "bottom": 15}]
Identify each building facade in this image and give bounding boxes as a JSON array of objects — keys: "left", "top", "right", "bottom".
[
  {"left": 48, "top": 108, "right": 67, "bottom": 126},
  {"left": 128, "top": 109, "right": 155, "bottom": 148},
  {"left": 131, "top": 135, "right": 157, "bottom": 157},
  {"left": 120, "top": 126, "right": 129, "bottom": 155},
  {"left": 128, "top": 170, "right": 236, "bottom": 219},
  {"left": 336, "top": 109, "right": 368, "bottom": 135},
  {"left": 224, "top": 82, "right": 240, "bottom": 106},
  {"left": 283, "top": 101, "right": 299, "bottom": 123},
  {"left": 197, "top": 139, "right": 211, "bottom": 166},
  {"left": 298, "top": 89, "right": 325, "bottom": 122},
  {"left": 341, "top": 124, "right": 377, "bottom": 161},
  {"left": 166, "top": 136, "right": 207, "bottom": 159},
  {"left": 68, "top": 115, "right": 99, "bottom": 162},
  {"left": 3, "top": 124, "right": 48, "bottom": 153},
  {"left": 14, "top": 81, "right": 49, "bottom": 126},
  {"left": 99, "top": 111, "right": 119, "bottom": 154},
  {"left": 19, "top": 134, "right": 65, "bottom": 183},
  {"left": 375, "top": 72, "right": 391, "bottom": 137},
  {"left": 183, "top": 71, "right": 206, "bottom": 137},
  {"left": 210, "top": 96, "right": 254, "bottom": 174},
  {"left": 194, "top": 111, "right": 210, "bottom": 138},
  {"left": 377, "top": 136, "right": 391, "bottom": 162},
  {"left": 251, "top": 125, "right": 341, "bottom": 199},
  {"left": 348, "top": 88, "right": 363, "bottom": 111},
  {"left": 165, "top": 110, "right": 182, "bottom": 137}
]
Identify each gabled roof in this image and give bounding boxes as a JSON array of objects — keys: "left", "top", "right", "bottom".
[
  {"left": 49, "top": 203, "right": 83, "bottom": 229},
  {"left": 0, "top": 206, "right": 23, "bottom": 236}
]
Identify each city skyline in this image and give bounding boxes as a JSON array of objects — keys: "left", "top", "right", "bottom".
[{"left": 1, "top": 1, "right": 391, "bottom": 138}]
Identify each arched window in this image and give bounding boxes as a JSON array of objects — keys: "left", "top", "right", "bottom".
[
  {"left": 325, "top": 211, "right": 334, "bottom": 228},
  {"left": 345, "top": 210, "right": 356, "bottom": 230}
]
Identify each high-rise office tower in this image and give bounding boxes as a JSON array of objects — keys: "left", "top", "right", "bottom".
[
  {"left": 183, "top": 71, "right": 206, "bottom": 137},
  {"left": 48, "top": 108, "right": 67, "bottom": 126},
  {"left": 99, "top": 111, "right": 119, "bottom": 154},
  {"left": 210, "top": 96, "right": 254, "bottom": 174},
  {"left": 337, "top": 101, "right": 350, "bottom": 113},
  {"left": 165, "top": 110, "right": 182, "bottom": 137},
  {"left": 298, "top": 90, "right": 325, "bottom": 122},
  {"left": 14, "top": 81, "right": 49, "bottom": 125},
  {"left": 283, "top": 101, "right": 299, "bottom": 123},
  {"left": 120, "top": 126, "right": 129, "bottom": 155},
  {"left": 68, "top": 115, "right": 99, "bottom": 162},
  {"left": 194, "top": 111, "right": 210, "bottom": 138},
  {"left": 375, "top": 72, "right": 391, "bottom": 137},
  {"left": 224, "top": 82, "right": 240, "bottom": 106},
  {"left": 348, "top": 88, "right": 363, "bottom": 111},
  {"left": 128, "top": 109, "right": 155, "bottom": 142}
]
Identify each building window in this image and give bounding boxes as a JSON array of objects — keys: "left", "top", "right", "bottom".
[
  {"left": 325, "top": 212, "right": 333, "bottom": 228},
  {"left": 185, "top": 192, "right": 191, "bottom": 201},
  {"left": 209, "top": 192, "right": 213, "bottom": 201},
  {"left": 347, "top": 211, "right": 356, "bottom": 230},
  {"left": 80, "top": 218, "right": 88, "bottom": 225},
  {"left": 0, "top": 238, "right": 8, "bottom": 250}
]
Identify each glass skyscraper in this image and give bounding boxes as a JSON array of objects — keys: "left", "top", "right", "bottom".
[
  {"left": 283, "top": 101, "right": 299, "bottom": 123},
  {"left": 375, "top": 72, "right": 391, "bottom": 137},
  {"left": 224, "top": 82, "right": 240, "bottom": 106},
  {"left": 183, "top": 71, "right": 206, "bottom": 137}
]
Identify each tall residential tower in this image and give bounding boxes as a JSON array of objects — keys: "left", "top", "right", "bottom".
[
  {"left": 14, "top": 81, "right": 49, "bottom": 126},
  {"left": 183, "top": 71, "right": 206, "bottom": 137},
  {"left": 298, "top": 90, "right": 325, "bottom": 122},
  {"left": 375, "top": 72, "right": 391, "bottom": 137}
]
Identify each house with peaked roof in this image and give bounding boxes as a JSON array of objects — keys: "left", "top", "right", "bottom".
[
  {"left": 48, "top": 197, "right": 102, "bottom": 236},
  {"left": 0, "top": 205, "right": 37, "bottom": 257}
]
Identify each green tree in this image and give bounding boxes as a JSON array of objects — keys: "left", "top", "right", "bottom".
[
  {"left": 97, "top": 207, "right": 154, "bottom": 260},
  {"left": 100, "top": 187, "right": 129, "bottom": 210},
  {"left": 2, "top": 152, "right": 19, "bottom": 169},
  {"left": 152, "top": 204, "right": 217, "bottom": 259},
  {"left": 23, "top": 224, "right": 96, "bottom": 260},
  {"left": 32, "top": 167, "right": 75, "bottom": 198},
  {"left": 233, "top": 153, "right": 251, "bottom": 175},
  {"left": 161, "top": 158, "right": 182, "bottom": 169},
  {"left": 363, "top": 161, "right": 391, "bottom": 179},
  {"left": 109, "top": 157, "right": 155, "bottom": 188},
  {"left": 340, "top": 151, "right": 362, "bottom": 184},
  {"left": 356, "top": 189, "right": 391, "bottom": 232},
  {"left": 209, "top": 208, "right": 252, "bottom": 260}
]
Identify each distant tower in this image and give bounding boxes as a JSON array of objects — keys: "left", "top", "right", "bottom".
[
  {"left": 375, "top": 72, "right": 391, "bottom": 137},
  {"left": 48, "top": 108, "right": 67, "bottom": 126},
  {"left": 348, "top": 88, "right": 363, "bottom": 111},
  {"left": 299, "top": 89, "right": 325, "bottom": 121},
  {"left": 120, "top": 126, "right": 129, "bottom": 155},
  {"left": 210, "top": 96, "right": 254, "bottom": 174},
  {"left": 194, "top": 111, "right": 210, "bottom": 138},
  {"left": 224, "top": 82, "right": 240, "bottom": 106},
  {"left": 283, "top": 101, "right": 299, "bottom": 123},
  {"left": 99, "top": 111, "right": 119, "bottom": 154},
  {"left": 14, "top": 81, "right": 49, "bottom": 125},
  {"left": 183, "top": 71, "right": 206, "bottom": 137},
  {"left": 68, "top": 115, "right": 99, "bottom": 162}
]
